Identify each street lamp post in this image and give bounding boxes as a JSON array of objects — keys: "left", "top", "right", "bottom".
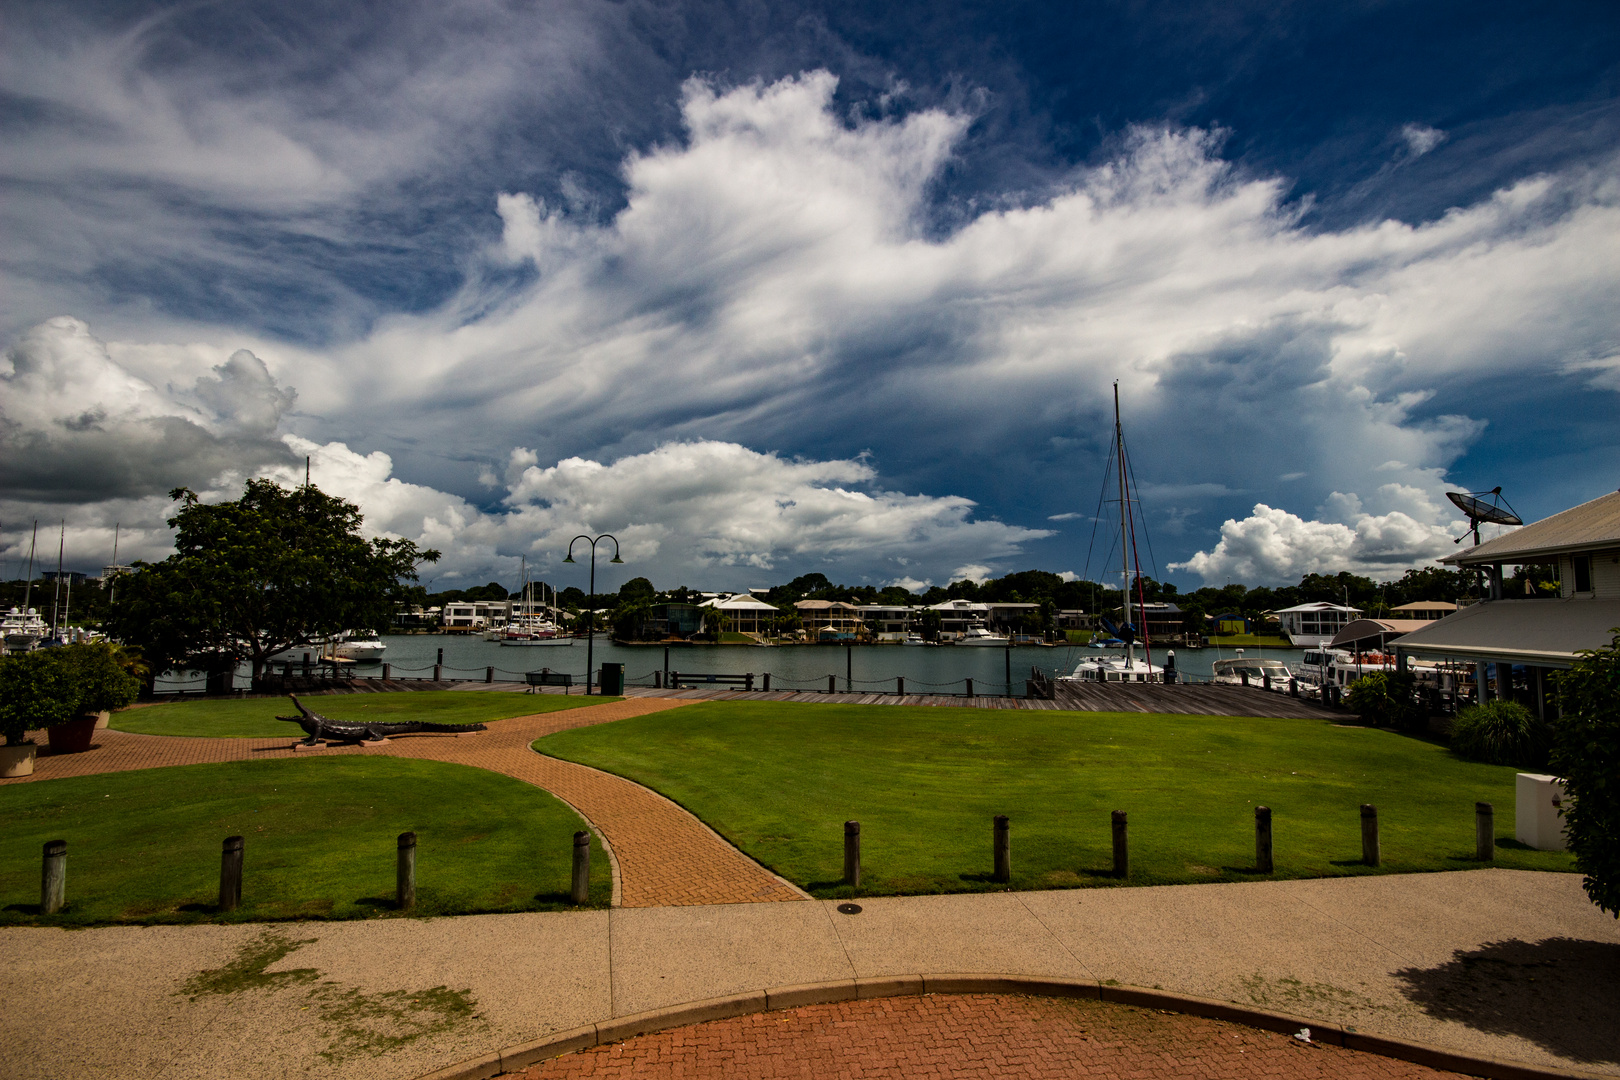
[{"left": 564, "top": 534, "right": 622, "bottom": 695}]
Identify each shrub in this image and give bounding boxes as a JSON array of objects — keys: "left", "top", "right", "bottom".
[
  {"left": 1450, "top": 700, "right": 1547, "bottom": 767},
  {"left": 1345, "top": 670, "right": 1425, "bottom": 730},
  {"left": 0, "top": 644, "right": 141, "bottom": 746},
  {"left": 1552, "top": 629, "right": 1620, "bottom": 918}
]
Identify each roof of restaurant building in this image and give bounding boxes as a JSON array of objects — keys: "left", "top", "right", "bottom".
[{"left": 1394, "top": 598, "right": 1620, "bottom": 667}]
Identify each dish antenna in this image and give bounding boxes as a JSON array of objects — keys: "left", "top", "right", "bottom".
[{"left": 1447, "top": 487, "right": 1522, "bottom": 546}]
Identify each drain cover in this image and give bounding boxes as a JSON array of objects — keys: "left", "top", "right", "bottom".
[{"left": 837, "top": 903, "right": 862, "bottom": 915}]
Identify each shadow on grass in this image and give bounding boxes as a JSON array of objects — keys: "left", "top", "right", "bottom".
[{"left": 1393, "top": 938, "right": 1620, "bottom": 1065}]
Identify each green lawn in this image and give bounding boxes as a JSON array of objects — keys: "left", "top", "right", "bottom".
[
  {"left": 112, "top": 690, "right": 617, "bottom": 738},
  {"left": 534, "top": 701, "right": 1575, "bottom": 898},
  {"left": 0, "top": 757, "right": 611, "bottom": 925},
  {"left": 1204, "top": 635, "right": 1295, "bottom": 648}
]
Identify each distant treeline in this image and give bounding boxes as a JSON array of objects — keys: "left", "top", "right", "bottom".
[{"left": 417, "top": 562, "right": 1534, "bottom": 627}]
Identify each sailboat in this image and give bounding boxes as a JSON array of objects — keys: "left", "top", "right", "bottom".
[
  {"left": 1058, "top": 383, "right": 1164, "bottom": 684},
  {"left": 3, "top": 521, "right": 47, "bottom": 653},
  {"left": 499, "top": 557, "right": 573, "bottom": 646}
]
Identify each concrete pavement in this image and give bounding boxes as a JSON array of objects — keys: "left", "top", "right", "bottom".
[{"left": 2, "top": 869, "right": 1616, "bottom": 1080}]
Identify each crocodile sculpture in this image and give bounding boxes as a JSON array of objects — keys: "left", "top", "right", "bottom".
[{"left": 276, "top": 693, "right": 488, "bottom": 745}]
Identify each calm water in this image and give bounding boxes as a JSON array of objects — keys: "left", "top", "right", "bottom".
[{"left": 162, "top": 634, "right": 1305, "bottom": 694}]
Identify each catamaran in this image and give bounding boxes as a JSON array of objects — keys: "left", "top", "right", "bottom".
[{"left": 1059, "top": 383, "right": 1165, "bottom": 684}]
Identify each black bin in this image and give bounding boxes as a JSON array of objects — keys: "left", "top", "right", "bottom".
[{"left": 599, "top": 662, "right": 624, "bottom": 696}]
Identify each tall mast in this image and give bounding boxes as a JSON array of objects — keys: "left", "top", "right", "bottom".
[
  {"left": 1114, "top": 382, "right": 1133, "bottom": 666},
  {"left": 109, "top": 523, "right": 120, "bottom": 603},
  {"left": 22, "top": 520, "right": 38, "bottom": 613},
  {"left": 51, "top": 520, "right": 65, "bottom": 637}
]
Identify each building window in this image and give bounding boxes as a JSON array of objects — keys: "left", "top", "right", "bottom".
[{"left": 1573, "top": 555, "right": 1592, "bottom": 593}]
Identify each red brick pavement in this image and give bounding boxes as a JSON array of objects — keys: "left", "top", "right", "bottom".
[
  {"left": 0, "top": 698, "right": 803, "bottom": 908},
  {"left": 515, "top": 995, "right": 1467, "bottom": 1080}
]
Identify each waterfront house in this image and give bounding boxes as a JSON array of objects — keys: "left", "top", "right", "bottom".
[
  {"left": 1274, "top": 602, "right": 1362, "bottom": 646},
  {"left": 795, "top": 600, "right": 863, "bottom": 640},
  {"left": 856, "top": 604, "right": 914, "bottom": 640},
  {"left": 1394, "top": 488, "right": 1620, "bottom": 717},
  {"left": 699, "top": 594, "right": 780, "bottom": 636}
]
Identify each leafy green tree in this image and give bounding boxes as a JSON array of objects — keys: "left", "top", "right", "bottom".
[
  {"left": 1345, "top": 671, "right": 1424, "bottom": 731},
  {"left": 0, "top": 651, "right": 74, "bottom": 745},
  {"left": 108, "top": 481, "right": 438, "bottom": 683},
  {"left": 618, "top": 577, "right": 657, "bottom": 602},
  {"left": 1552, "top": 629, "right": 1620, "bottom": 917}
]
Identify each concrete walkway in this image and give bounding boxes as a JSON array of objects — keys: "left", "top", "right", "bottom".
[{"left": 1, "top": 870, "right": 1615, "bottom": 1080}]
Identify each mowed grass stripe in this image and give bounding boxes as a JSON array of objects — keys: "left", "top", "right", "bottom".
[
  {"left": 111, "top": 690, "right": 615, "bottom": 738},
  {"left": 533, "top": 701, "right": 1575, "bottom": 897},
  {"left": 0, "top": 756, "right": 611, "bottom": 924}
]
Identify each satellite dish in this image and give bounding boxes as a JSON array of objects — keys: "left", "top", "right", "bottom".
[{"left": 1447, "top": 487, "right": 1522, "bottom": 545}]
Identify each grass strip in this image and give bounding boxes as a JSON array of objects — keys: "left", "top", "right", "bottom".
[
  {"left": 111, "top": 690, "right": 618, "bottom": 738},
  {"left": 534, "top": 701, "right": 1575, "bottom": 898},
  {"left": 0, "top": 756, "right": 611, "bottom": 924}
]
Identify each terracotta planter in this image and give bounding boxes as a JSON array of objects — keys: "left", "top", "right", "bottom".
[
  {"left": 47, "top": 714, "right": 99, "bottom": 754},
  {"left": 0, "top": 742, "right": 36, "bottom": 778}
]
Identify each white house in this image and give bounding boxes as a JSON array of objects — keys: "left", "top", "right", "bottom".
[{"left": 1274, "top": 602, "right": 1362, "bottom": 646}]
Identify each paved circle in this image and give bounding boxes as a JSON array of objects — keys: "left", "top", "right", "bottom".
[{"left": 511, "top": 994, "right": 1467, "bottom": 1080}]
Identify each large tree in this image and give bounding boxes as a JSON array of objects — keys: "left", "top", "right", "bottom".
[
  {"left": 1552, "top": 629, "right": 1620, "bottom": 918},
  {"left": 108, "top": 481, "right": 438, "bottom": 682}
]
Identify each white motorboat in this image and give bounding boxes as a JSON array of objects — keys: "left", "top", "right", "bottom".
[
  {"left": 1211, "top": 653, "right": 1305, "bottom": 692},
  {"left": 903, "top": 633, "right": 928, "bottom": 646},
  {"left": 330, "top": 629, "right": 386, "bottom": 662},
  {"left": 1063, "top": 653, "right": 1164, "bottom": 683},
  {"left": 954, "top": 625, "right": 1011, "bottom": 646},
  {"left": 2, "top": 606, "right": 47, "bottom": 652}
]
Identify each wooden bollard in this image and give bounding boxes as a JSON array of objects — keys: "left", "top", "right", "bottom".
[
  {"left": 219, "top": 835, "right": 244, "bottom": 912},
  {"left": 1263, "top": 672, "right": 1272, "bottom": 691},
  {"left": 1255, "top": 806, "right": 1273, "bottom": 874},
  {"left": 993, "top": 815, "right": 1011, "bottom": 883},
  {"left": 382, "top": 663, "right": 391, "bottom": 680},
  {"left": 571, "top": 831, "right": 591, "bottom": 905},
  {"left": 1240, "top": 670, "right": 1249, "bottom": 687},
  {"left": 762, "top": 673, "right": 771, "bottom": 692},
  {"left": 397, "top": 831, "right": 417, "bottom": 910},
  {"left": 896, "top": 676, "right": 904, "bottom": 696},
  {"left": 966, "top": 678, "right": 974, "bottom": 698},
  {"left": 433, "top": 664, "right": 442, "bottom": 682},
  {"left": 844, "top": 820, "right": 861, "bottom": 888},
  {"left": 485, "top": 666, "right": 494, "bottom": 683},
  {"left": 1111, "top": 810, "right": 1129, "bottom": 879},
  {"left": 1476, "top": 802, "right": 1495, "bottom": 861},
  {"left": 1361, "top": 804, "right": 1380, "bottom": 866},
  {"left": 828, "top": 674, "right": 836, "bottom": 694},
  {"left": 1288, "top": 678, "right": 1298, "bottom": 697},
  {"left": 41, "top": 839, "right": 66, "bottom": 914}
]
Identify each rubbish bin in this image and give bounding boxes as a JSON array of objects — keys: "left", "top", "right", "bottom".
[{"left": 599, "top": 662, "right": 624, "bottom": 696}]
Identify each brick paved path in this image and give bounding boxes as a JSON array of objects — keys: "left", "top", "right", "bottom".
[
  {"left": 1, "top": 699, "right": 804, "bottom": 908},
  {"left": 515, "top": 994, "right": 1466, "bottom": 1080}
]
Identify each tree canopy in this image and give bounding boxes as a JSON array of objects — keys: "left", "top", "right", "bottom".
[
  {"left": 1552, "top": 629, "right": 1620, "bottom": 918},
  {"left": 108, "top": 480, "right": 438, "bottom": 680}
]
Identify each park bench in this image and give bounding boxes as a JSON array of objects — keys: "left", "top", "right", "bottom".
[
  {"left": 668, "top": 672, "right": 755, "bottom": 691},
  {"left": 525, "top": 670, "right": 574, "bottom": 692}
]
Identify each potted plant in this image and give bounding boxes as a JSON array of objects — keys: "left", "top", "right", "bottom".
[
  {"left": 47, "top": 644, "right": 142, "bottom": 754},
  {"left": 0, "top": 650, "right": 74, "bottom": 776}
]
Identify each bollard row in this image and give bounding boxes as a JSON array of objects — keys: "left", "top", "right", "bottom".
[
  {"left": 832, "top": 802, "right": 1499, "bottom": 889},
  {"left": 34, "top": 830, "right": 599, "bottom": 916}
]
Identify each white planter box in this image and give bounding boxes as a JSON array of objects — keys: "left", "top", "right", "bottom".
[
  {"left": 1515, "top": 773, "right": 1569, "bottom": 851},
  {"left": 0, "top": 742, "right": 37, "bottom": 778}
]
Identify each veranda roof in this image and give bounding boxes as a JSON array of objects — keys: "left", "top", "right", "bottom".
[{"left": 1392, "top": 598, "right": 1620, "bottom": 668}]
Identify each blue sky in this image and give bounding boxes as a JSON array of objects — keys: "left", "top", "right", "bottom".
[{"left": 3, "top": 0, "right": 1617, "bottom": 591}]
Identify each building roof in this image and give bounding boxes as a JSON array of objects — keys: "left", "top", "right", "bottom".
[
  {"left": 1390, "top": 601, "right": 1458, "bottom": 613},
  {"left": 1442, "top": 489, "right": 1620, "bottom": 566},
  {"left": 700, "top": 595, "right": 779, "bottom": 611},
  {"left": 1273, "top": 602, "right": 1362, "bottom": 614},
  {"left": 928, "top": 600, "right": 989, "bottom": 612},
  {"left": 1392, "top": 598, "right": 1620, "bottom": 667},
  {"left": 795, "top": 599, "right": 859, "bottom": 611},
  {"left": 1327, "top": 619, "right": 1430, "bottom": 649}
]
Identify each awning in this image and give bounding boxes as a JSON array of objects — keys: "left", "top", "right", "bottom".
[
  {"left": 1391, "top": 598, "right": 1620, "bottom": 668},
  {"left": 1328, "top": 619, "right": 1429, "bottom": 650}
]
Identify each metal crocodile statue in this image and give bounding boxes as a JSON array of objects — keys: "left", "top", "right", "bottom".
[{"left": 276, "top": 693, "right": 488, "bottom": 745}]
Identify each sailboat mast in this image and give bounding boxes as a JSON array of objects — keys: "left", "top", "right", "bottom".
[
  {"left": 51, "top": 520, "right": 65, "bottom": 637},
  {"left": 22, "top": 520, "right": 37, "bottom": 613},
  {"left": 1114, "top": 382, "right": 1133, "bottom": 666}
]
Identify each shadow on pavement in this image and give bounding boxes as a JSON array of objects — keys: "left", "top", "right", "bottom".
[{"left": 1393, "top": 937, "right": 1620, "bottom": 1065}]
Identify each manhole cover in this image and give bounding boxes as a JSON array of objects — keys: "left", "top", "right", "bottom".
[{"left": 837, "top": 903, "right": 862, "bottom": 915}]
